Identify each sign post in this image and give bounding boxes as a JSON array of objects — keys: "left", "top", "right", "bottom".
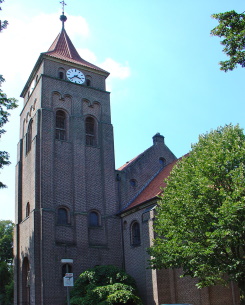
[
  {"left": 64, "top": 273, "right": 74, "bottom": 287},
  {"left": 61, "top": 259, "right": 74, "bottom": 305}
]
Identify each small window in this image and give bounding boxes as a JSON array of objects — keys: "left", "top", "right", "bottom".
[
  {"left": 56, "top": 110, "right": 66, "bottom": 141},
  {"left": 57, "top": 207, "right": 69, "bottom": 225},
  {"left": 159, "top": 157, "right": 166, "bottom": 166},
  {"left": 131, "top": 221, "right": 141, "bottom": 246},
  {"left": 89, "top": 211, "right": 100, "bottom": 227},
  {"left": 58, "top": 68, "right": 65, "bottom": 80},
  {"left": 130, "top": 179, "right": 137, "bottom": 187},
  {"left": 59, "top": 72, "right": 64, "bottom": 79},
  {"left": 26, "top": 120, "right": 33, "bottom": 154},
  {"left": 86, "top": 76, "right": 92, "bottom": 87},
  {"left": 85, "top": 117, "right": 96, "bottom": 146},
  {"left": 62, "top": 264, "right": 72, "bottom": 278},
  {"left": 26, "top": 202, "right": 30, "bottom": 218}
]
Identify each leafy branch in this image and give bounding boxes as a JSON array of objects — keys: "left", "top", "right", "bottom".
[{"left": 211, "top": 10, "right": 245, "bottom": 71}]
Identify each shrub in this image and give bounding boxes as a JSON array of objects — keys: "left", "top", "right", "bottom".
[{"left": 70, "top": 265, "right": 142, "bottom": 305}]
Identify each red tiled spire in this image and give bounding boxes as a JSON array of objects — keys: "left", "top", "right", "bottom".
[
  {"left": 47, "top": 29, "right": 82, "bottom": 61},
  {"left": 44, "top": 24, "right": 108, "bottom": 74}
]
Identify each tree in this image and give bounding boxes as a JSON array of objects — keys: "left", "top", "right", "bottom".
[
  {"left": 0, "top": 0, "right": 8, "bottom": 32},
  {"left": 0, "top": 75, "right": 18, "bottom": 188},
  {"left": 0, "top": 220, "right": 14, "bottom": 305},
  {"left": 70, "top": 265, "right": 143, "bottom": 305},
  {"left": 0, "top": 0, "right": 18, "bottom": 188},
  {"left": 211, "top": 10, "right": 245, "bottom": 72},
  {"left": 148, "top": 124, "right": 245, "bottom": 304}
]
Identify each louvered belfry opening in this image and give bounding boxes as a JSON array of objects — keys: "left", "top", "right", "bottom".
[{"left": 85, "top": 117, "right": 95, "bottom": 146}]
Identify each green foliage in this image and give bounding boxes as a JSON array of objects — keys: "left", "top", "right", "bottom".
[
  {"left": 3, "top": 279, "right": 14, "bottom": 305},
  {"left": 0, "top": 220, "right": 14, "bottom": 304},
  {"left": 211, "top": 10, "right": 245, "bottom": 71},
  {"left": 70, "top": 265, "right": 142, "bottom": 305},
  {"left": 0, "top": 75, "right": 18, "bottom": 188},
  {"left": 149, "top": 124, "right": 245, "bottom": 303},
  {"left": 0, "top": 1, "right": 18, "bottom": 188},
  {"left": 0, "top": 220, "right": 14, "bottom": 263}
]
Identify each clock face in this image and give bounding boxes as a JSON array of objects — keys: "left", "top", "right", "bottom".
[{"left": 66, "top": 68, "right": 85, "bottom": 84}]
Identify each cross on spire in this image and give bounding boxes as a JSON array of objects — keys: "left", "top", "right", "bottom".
[
  {"left": 59, "top": 1, "right": 67, "bottom": 29},
  {"left": 60, "top": 1, "right": 67, "bottom": 15}
]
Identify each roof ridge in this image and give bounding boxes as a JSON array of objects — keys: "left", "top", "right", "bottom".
[{"left": 63, "top": 30, "right": 72, "bottom": 58}]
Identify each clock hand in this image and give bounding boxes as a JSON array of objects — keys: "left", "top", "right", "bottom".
[{"left": 69, "top": 75, "right": 78, "bottom": 79}]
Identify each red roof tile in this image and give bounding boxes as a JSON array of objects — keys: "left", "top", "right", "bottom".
[
  {"left": 44, "top": 29, "right": 109, "bottom": 74},
  {"left": 123, "top": 156, "right": 187, "bottom": 212}
]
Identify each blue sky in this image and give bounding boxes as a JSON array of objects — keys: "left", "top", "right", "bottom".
[{"left": 0, "top": 0, "right": 244, "bottom": 221}]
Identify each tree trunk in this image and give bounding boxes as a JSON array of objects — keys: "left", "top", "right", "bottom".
[{"left": 238, "top": 279, "right": 245, "bottom": 305}]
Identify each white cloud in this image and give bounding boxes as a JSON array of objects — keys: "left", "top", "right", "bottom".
[
  {"left": 77, "top": 48, "right": 97, "bottom": 63},
  {"left": 100, "top": 58, "right": 130, "bottom": 79},
  {"left": 66, "top": 15, "right": 89, "bottom": 38}
]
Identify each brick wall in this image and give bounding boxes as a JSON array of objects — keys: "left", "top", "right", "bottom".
[
  {"left": 117, "top": 134, "right": 176, "bottom": 210},
  {"left": 15, "top": 55, "right": 122, "bottom": 304}
]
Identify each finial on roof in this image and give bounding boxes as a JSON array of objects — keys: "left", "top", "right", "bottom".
[{"left": 60, "top": 1, "right": 67, "bottom": 29}]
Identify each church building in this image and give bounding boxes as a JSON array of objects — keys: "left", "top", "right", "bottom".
[{"left": 14, "top": 12, "right": 239, "bottom": 305}]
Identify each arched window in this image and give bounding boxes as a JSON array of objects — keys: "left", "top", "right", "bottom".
[
  {"left": 130, "top": 179, "right": 137, "bottom": 187},
  {"left": 26, "top": 120, "right": 33, "bottom": 153},
  {"left": 59, "top": 72, "right": 64, "bottom": 79},
  {"left": 85, "top": 117, "right": 96, "bottom": 146},
  {"left": 159, "top": 157, "right": 166, "bottom": 166},
  {"left": 131, "top": 221, "right": 141, "bottom": 246},
  {"left": 89, "top": 211, "right": 100, "bottom": 227},
  {"left": 58, "top": 68, "right": 65, "bottom": 80},
  {"left": 57, "top": 207, "right": 69, "bottom": 225},
  {"left": 56, "top": 110, "right": 66, "bottom": 141},
  {"left": 86, "top": 76, "right": 92, "bottom": 87},
  {"left": 26, "top": 202, "right": 30, "bottom": 218}
]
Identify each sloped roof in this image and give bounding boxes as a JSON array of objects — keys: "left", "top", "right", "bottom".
[
  {"left": 117, "top": 147, "right": 152, "bottom": 171},
  {"left": 123, "top": 157, "right": 182, "bottom": 212},
  {"left": 44, "top": 29, "right": 109, "bottom": 75},
  {"left": 117, "top": 154, "right": 142, "bottom": 171}
]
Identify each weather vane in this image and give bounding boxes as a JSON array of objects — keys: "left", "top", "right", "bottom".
[{"left": 60, "top": 1, "right": 67, "bottom": 15}]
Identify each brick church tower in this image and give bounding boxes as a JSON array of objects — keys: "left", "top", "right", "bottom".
[
  {"left": 14, "top": 9, "right": 239, "bottom": 305},
  {"left": 14, "top": 13, "right": 122, "bottom": 305}
]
